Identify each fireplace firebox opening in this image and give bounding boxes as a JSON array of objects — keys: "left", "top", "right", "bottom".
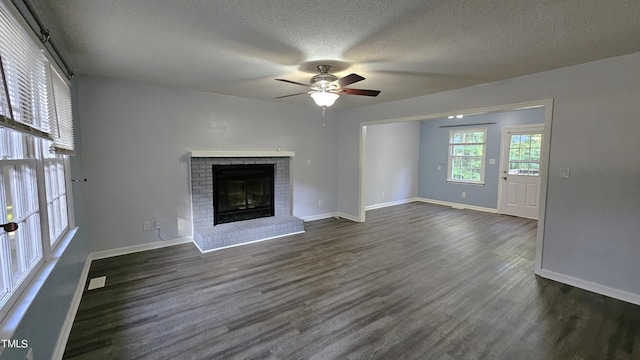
[{"left": 213, "top": 164, "right": 275, "bottom": 225}]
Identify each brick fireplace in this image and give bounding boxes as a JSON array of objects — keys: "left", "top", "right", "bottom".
[{"left": 190, "top": 151, "right": 304, "bottom": 252}]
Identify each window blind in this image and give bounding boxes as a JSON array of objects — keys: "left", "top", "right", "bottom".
[
  {"left": 50, "top": 65, "right": 74, "bottom": 154},
  {"left": 0, "top": 5, "right": 51, "bottom": 140}
]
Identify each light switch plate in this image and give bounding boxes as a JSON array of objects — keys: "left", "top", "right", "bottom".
[{"left": 560, "top": 167, "right": 571, "bottom": 179}]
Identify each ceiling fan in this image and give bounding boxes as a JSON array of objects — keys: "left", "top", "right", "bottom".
[{"left": 275, "top": 65, "right": 381, "bottom": 110}]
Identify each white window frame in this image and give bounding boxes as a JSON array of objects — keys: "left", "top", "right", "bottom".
[
  {"left": 0, "top": 157, "right": 43, "bottom": 317},
  {"left": 0, "top": 134, "right": 74, "bottom": 321},
  {"left": 0, "top": 1, "right": 75, "bottom": 322},
  {"left": 447, "top": 128, "right": 487, "bottom": 185},
  {"left": 43, "top": 156, "right": 70, "bottom": 247}
]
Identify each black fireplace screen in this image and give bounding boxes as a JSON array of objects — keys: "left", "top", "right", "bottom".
[{"left": 213, "top": 164, "right": 275, "bottom": 225}]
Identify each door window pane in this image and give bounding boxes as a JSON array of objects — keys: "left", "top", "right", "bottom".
[{"left": 508, "top": 133, "right": 542, "bottom": 176}]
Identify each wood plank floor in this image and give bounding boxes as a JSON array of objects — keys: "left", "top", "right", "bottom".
[{"left": 63, "top": 202, "right": 640, "bottom": 359}]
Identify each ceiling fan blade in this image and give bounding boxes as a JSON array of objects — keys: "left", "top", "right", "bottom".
[
  {"left": 275, "top": 78, "right": 309, "bottom": 87},
  {"left": 341, "top": 88, "right": 381, "bottom": 97},
  {"left": 334, "top": 73, "right": 365, "bottom": 88},
  {"left": 275, "top": 92, "right": 308, "bottom": 99}
]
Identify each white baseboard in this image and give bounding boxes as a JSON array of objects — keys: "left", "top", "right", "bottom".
[
  {"left": 336, "top": 212, "right": 363, "bottom": 222},
  {"left": 299, "top": 212, "right": 338, "bottom": 222},
  {"left": 51, "top": 257, "right": 92, "bottom": 360},
  {"left": 193, "top": 231, "right": 305, "bottom": 254},
  {"left": 365, "top": 198, "right": 419, "bottom": 211},
  {"left": 88, "top": 236, "right": 194, "bottom": 261},
  {"left": 539, "top": 269, "right": 640, "bottom": 306},
  {"left": 415, "top": 197, "right": 498, "bottom": 213}
]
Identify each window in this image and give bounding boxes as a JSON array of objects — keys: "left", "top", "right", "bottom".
[
  {"left": 0, "top": 3, "right": 74, "bottom": 320},
  {"left": 508, "top": 133, "right": 542, "bottom": 176},
  {"left": 0, "top": 130, "right": 46, "bottom": 318},
  {"left": 448, "top": 128, "right": 487, "bottom": 184},
  {"left": 44, "top": 148, "right": 69, "bottom": 246}
]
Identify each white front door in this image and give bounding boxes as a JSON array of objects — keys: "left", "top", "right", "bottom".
[{"left": 498, "top": 125, "right": 544, "bottom": 219}]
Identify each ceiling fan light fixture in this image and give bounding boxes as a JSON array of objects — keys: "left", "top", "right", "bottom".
[
  {"left": 275, "top": 64, "right": 379, "bottom": 111},
  {"left": 310, "top": 91, "right": 339, "bottom": 107}
]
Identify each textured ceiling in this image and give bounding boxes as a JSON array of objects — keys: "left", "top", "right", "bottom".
[{"left": 31, "top": 0, "right": 640, "bottom": 109}]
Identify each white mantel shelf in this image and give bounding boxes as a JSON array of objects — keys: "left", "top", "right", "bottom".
[{"left": 190, "top": 150, "right": 295, "bottom": 158}]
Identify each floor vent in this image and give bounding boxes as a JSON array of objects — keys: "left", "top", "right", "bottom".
[{"left": 87, "top": 276, "right": 106, "bottom": 290}]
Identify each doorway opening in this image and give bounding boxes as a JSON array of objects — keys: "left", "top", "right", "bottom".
[{"left": 359, "top": 99, "right": 553, "bottom": 274}]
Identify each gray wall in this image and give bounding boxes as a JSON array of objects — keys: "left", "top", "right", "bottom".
[
  {"left": 365, "top": 122, "right": 420, "bottom": 207},
  {"left": 76, "top": 75, "right": 338, "bottom": 252},
  {"left": 337, "top": 51, "right": 640, "bottom": 296},
  {"left": 418, "top": 108, "right": 545, "bottom": 208}
]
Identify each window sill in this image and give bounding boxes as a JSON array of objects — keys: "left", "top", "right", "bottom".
[
  {"left": 0, "top": 227, "right": 79, "bottom": 340},
  {"left": 446, "top": 180, "right": 485, "bottom": 186}
]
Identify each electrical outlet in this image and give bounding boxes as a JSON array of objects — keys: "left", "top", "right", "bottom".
[
  {"left": 154, "top": 220, "right": 162, "bottom": 229},
  {"left": 318, "top": 199, "right": 323, "bottom": 206},
  {"left": 461, "top": 192, "right": 466, "bottom": 198},
  {"left": 143, "top": 221, "right": 151, "bottom": 231},
  {"left": 382, "top": 191, "right": 385, "bottom": 198}
]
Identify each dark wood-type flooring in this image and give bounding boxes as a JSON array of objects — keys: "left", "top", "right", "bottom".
[{"left": 63, "top": 202, "right": 640, "bottom": 359}]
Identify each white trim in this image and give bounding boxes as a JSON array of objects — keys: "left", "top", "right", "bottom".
[
  {"left": 299, "top": 212, "right": 338, "bottom": 222},
  {"left": 358, "top": 126, "right": 367, "bottom": 222},
  {"left": 193, "top": 231, "right": 305, "bottom": 254},
  {"left": 539, "top": 269, "right": 640, "bottom": 306},
  {"left": 415, "top": 197, "right": 498, "bottom": 213},
  {"left": 336, "top": 212, "right": 363, "bottom": 223},
  {"left": 88, "top": 236, "right": 194, "bottom": 261},
  {"left": 365, "top": 198, "right": 419, "bottom": 211},
  {"left": 358, "top": 100, "right": 551, "bottom": 126},
  {"left": 445, "top": 180, "right": 485, "bottom": 186},
  {"left": 189, "top": 150, "right": 295, "bottom": 158},
  {"left": 51, "top": 256, "right": 91, "bottom": 360},
  {"left": 535, "top": 100, "right": 554, "bottom": 275}
]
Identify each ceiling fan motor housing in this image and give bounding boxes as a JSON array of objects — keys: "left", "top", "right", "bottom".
[{"left": 310, "top": 65, "right": 338, "bottom": 91}]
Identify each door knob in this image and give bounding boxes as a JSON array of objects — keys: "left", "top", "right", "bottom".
[{"left": 503, "top": 176, "right": 507, "bottom": 180}]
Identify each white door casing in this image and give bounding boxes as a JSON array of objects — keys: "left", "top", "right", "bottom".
[{"left": 498, "top": 125, "right": 544, "bottom": 219}]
